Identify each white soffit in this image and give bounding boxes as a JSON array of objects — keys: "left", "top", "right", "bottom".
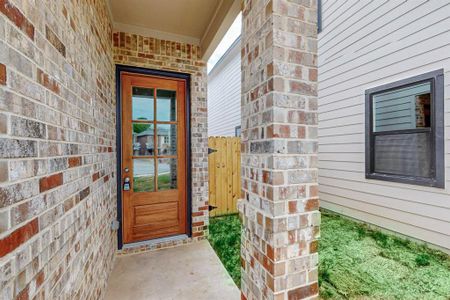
[{"left": 109, "top": 0, "right": 240, "bottom": 60}]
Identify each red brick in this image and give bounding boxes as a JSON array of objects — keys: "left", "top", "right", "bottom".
[
  {"left": 300, "top": 215, "right": 308, "bottom": 228},
  {"left": 92, "top": 172, "right": 99, "bottom": 182},
  {"left": 266, "top": 274, "right": 275, "bottom": 291},
  {"left": 192, "top": 211, "right": 203, "bottom": 217},
  {"left": 68, "top": 156, "right": 82, "bottom": 168},
  {"left": 241, "top": 292, "right": 248, "bottom": 300},
  {"left": 0, "top": 0, "right": 35, "bottom": 40},
  {"left": 262, "top": 170, "right": 270, "bottom": 184},
  {"left": 62, "top": 6, "right": 68, "bottom": 19},
  {"left": 267, "top": 124, "right": 290, "bottom": 138},
  {"left": 267, "top": 245, "right": 274, "bottom": 260},
  {"left": 304, "top": 198, "right": 319, "bottom": 212},
  {"left": 310, "top": 240, "right": 318, "bottom": 253},
  {"left": 265, "top": 217, "right": 273, "bottom": 232},
  {"left": 288, "top": 282, "right": 318, "bottom": 300},
  {"left": 16, "top": 284, "right": 29, "bottom": 300},
  {"left": 192, "top": 231, "right": 203, "bottom": 237},
  {"left": 309, "top": 68, "right": 318, "bottom": 81},
  {"left": 37, "top": 68, "right": 60, "bottom": 94},
  {"left": 257, "top": 212, "right": 263, "bottom": 225},
  {"left": 39, "top": 173, "right": 63, "bottom": 192},
  {"left": 0, "top": 63, "right": 6, "bottom": 85},
  {"left": 288, "top": 201, "right": 297, "bottom": 213},
  {"left": 309, "top": 185, "right": 318, "bottom": 197},
  {"left": 262, "top": 254, "right": 274, "bottom": 273},
  {"left": 35, "top": 270, "right": 45, "bottom": 289},
  {"left": 289, "top": 80, "right": 315, "bottom": 96},
  {"left": 297, "top": 126, "right": 306, "bottom": 139},
  {"left": 0, "top": 218, "right": 38, "bottom": 258}
]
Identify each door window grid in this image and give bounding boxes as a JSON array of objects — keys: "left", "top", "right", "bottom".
[{"left": 131, "top": 87, "right": 178, "bottom": 192}]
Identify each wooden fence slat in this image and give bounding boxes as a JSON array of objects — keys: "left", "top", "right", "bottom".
[
  {"left": 226, "top": 138, "right": 233, "bottom": 214},
  {"left": 233, "top": 138, "right": 241, "bottom": 210},
  {"left": 217, "top": 137, "right": 225, "bottom": 216},
  {"left": 214, "top": 137, "right": 221, "bottom": 216},
  {"left": 209, "top": 138, "right": 217, "bottom": 217},
  {"left": 208, "top": 136, "right": 241, "bottom": 216}
]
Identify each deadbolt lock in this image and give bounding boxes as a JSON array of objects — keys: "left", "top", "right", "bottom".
[{"left": 123, "top": 177, "right": 130, "bottom": 191}]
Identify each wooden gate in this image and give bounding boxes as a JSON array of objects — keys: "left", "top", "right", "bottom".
[{"left": 208, "top": 137, "right": 241, "bottom": 216}]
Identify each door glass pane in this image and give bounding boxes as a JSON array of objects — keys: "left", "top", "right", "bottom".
[
  {"left": 133, "top": 159, "right": 155, "bottom": 192},
  {"left": 132, "top": 123, "right": 154, "bottom": 156},
  {"left": 157, "top": 90, "right": 176, "bottom": 121},
  {"left": 157, "top": 124, "right": 177, "bottom": 155},
  {"left": 158, "top": 158, "right": 177, "bottom": 190},
  {"left": 132, "top": 87, "right": 154, "bottom": 121},
  {"left": 372, "top": 82, "right": 431, "bottom": 132}
]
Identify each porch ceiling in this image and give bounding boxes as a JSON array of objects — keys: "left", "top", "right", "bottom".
[{"left": 108, "top": 0, "right": 241, "bottom": 60}]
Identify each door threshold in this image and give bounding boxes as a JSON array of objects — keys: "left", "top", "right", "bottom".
[{"left": 122, "top": 234, "right": 189, "bottom": 250}]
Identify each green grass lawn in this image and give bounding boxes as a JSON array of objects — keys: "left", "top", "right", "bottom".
[
  {"left": 208, "top": 214, "right": 242, "bottom": 286},
  {"left": 208, "top": 212, "right": 450, "bottom": 299}
]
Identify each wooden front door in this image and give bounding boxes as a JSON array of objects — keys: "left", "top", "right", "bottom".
[{"left": 121, "top": 73, "right": 187, "bottom": 244}]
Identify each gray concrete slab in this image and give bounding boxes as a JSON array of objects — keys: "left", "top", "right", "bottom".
[{"left": 104, "top": 240, "right": 240, "bottom": 300}]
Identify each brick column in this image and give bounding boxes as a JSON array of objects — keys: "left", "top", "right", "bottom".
[{"left": 239, "top": 0, "right": 319, "bottom": 299}]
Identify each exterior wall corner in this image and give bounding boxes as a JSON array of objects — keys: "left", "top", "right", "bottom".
[{"left": 240, "top": 0, "right": 320, "bottom": 298}]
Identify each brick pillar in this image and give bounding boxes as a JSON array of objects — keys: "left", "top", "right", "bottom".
[{"left": 239, "top": 0, "right": 319, "bottom": 299}]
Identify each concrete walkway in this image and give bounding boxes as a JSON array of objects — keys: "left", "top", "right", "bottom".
[{"left": 104, "top": 240, "right": 240, "bottom": 300}]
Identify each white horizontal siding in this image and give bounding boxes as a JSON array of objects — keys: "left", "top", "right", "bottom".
[
  {"left": 318, "top": 0, "right": 450, "bottom": 252},
  {"left": 207, "top": 39, "right": 241, "bottom": 137}
]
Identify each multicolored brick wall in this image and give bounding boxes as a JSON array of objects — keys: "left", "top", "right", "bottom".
[
  {"left": 113, "top": 32, "right": 209, "bottom": 251},
  {"left": 239, "top": 0, "right": 320, "bottom": 299},
  {"left": 0, "top": 0, "right": 116, "bottom": 299}
]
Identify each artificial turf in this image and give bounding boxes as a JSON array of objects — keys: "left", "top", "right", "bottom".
[{"left": 208, "top": 212, "right": 450, "bottom": 299}]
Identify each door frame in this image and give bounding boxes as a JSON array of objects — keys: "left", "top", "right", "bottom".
[{"left": 115, "top": 65, "right": 192, "bottom": 250}]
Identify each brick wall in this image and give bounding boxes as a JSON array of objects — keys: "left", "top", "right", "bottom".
[
  {"left": 0, "top": 0, "right": 116, "bottom": 299},
  {"left": 240, "top": 0, "right": 320, "bottom": 299},
  {"left": 113, "top": 32, "right": 209, "bottom": 251}
]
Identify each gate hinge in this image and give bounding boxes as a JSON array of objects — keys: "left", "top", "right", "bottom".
[
  {"left": 208, "top": 148, "right": 217, "bottom": 154},
  {"left": 208, "top": 205, "right": 218, "bottom": 211}
]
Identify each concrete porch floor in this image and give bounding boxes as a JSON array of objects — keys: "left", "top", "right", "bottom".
[{"left": 104, "top": 240, "right": 240, "bottom": 300}]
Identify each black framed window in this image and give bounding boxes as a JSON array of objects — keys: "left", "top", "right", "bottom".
[{"left": 365, "top": 69, "right": 444, "bottom": 188}]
